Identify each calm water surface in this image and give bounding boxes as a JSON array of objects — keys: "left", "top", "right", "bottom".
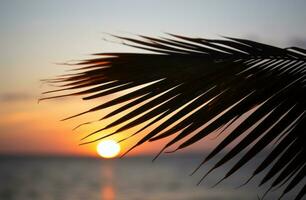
[{"left": 0, "top": 155, "right": 302, "bottom": 200}]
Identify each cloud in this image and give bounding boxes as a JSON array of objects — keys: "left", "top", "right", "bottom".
[
  {"left": 0, "top": 92, "right": 32, "bottom": 102},
  {"left": 288, "top": 38, "right": 306, "bottom": 48}
]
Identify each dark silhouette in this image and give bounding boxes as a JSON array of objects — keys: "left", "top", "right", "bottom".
[{"left": 41, "top": 34, "right": 305, "bottom": 199}]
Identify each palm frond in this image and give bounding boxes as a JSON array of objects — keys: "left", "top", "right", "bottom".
[{"left": 41, "top": 34, "right": 306, "bottom": 199}]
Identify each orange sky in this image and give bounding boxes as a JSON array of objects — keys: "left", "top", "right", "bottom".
[
  {"left": 0, "top": 92, "right": 223, "bottom": 157},
  {"left": 1, "top": 0, "right": 305, "bottom": 157},
  {"left": 1, "top": 74, "right": 239, "bottom": 158}
]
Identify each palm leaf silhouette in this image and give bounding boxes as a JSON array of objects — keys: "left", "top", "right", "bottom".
[{"left": 41, "top": 34, "right": 305, "bottom": 199}]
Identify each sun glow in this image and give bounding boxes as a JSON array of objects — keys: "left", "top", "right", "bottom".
[{"left": 97, "top": 140, "right": 121, "bottom": 158}]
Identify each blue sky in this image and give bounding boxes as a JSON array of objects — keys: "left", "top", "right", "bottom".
[
  {"left": 1, "top": 0, "right": 306, "bottom": 94},
  {"left": 0, "top": 0, "right": 305, "bottom": 155}
]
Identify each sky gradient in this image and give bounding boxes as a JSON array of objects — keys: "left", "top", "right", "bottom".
[{"left": 1, "top": 0, "right": 306, "bottom": 157}]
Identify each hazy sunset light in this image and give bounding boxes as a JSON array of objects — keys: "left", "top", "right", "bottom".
[
  {"left": 1, "top": 0, "right": 305, "bottom": 157},
  {"left": 97, "top": 140, "right": 121, "bottom": 159},
  {"left": 1, "top": 1, "right": 305, "bottom": 199}
]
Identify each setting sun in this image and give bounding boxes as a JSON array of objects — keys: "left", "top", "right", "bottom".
[{"left": 97, "top": 140, "right": 121, "bottom": 158}]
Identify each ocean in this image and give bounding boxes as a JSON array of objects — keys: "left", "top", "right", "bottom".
[{"left": 0, "top": 154, "right": 302, "bottom": 200}]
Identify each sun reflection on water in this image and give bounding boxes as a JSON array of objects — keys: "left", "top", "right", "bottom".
[
  {"left": 101, "top": 163, "right": 115, "bottom": 200},
  {"left": 102, "top": 185, "right": 115, "bottom": 200}
]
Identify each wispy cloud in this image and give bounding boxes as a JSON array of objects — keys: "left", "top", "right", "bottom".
[
  {"left": 0, "top": 92, "right": 32, "bottom": 102},
  {"left": 289, "top": 37, "right": 306, "bottom": 48}
]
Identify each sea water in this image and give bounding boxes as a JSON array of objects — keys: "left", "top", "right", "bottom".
[{"left": 0, "top": 154, "right": 303, "bottom": 200}]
